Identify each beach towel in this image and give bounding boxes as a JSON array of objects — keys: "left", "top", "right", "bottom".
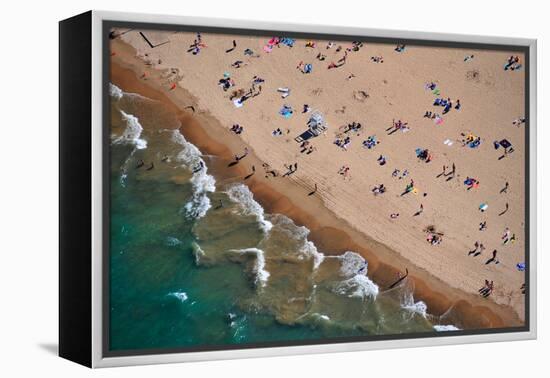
[
  {"left": 479, "top": 203, "right": 488, "bottom": 212},
  {"left": 433, "top": 89, "right": 440, "bottom": 95},
  {"left": 263, "top": 45, "right": 272, "bottom": 53},
  {"left": 499, "top": 139, "right": 512, "bottom": 149},
  {"left": 469, "top": 139, "right": 481, "bottom": 148},
  {"left": 277, "top": 87, "right": 290, "bottom": 98},
  {"left": 280, "top": 37, "right": 295, "bottom": 47},
  {"left": 279, "top": 105, "right": 293, "bottom": 118}
]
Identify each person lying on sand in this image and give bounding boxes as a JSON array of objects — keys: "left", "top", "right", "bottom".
[{"left": 372, "top": 184, "right": 386, "bottom": 196}]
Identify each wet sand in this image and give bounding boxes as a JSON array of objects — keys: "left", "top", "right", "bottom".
[{"left": 110, "top": 37, "right": 524, "bottom": 329}]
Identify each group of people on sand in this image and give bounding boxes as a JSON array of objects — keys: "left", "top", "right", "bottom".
[
  {"left": 230, "top": 124, "right": 244, "bottom": 134},
  {"left": 479, "top": 280, "right": 494, "bottom": 298},
  {"left": 387, "top": 119, "right": 410, "bottom": 135},
  {"left": 283, "top": 162, "right": 298, "bottom": 177},
  {"left": 195, "top": 33, "right": 525, "bottom": 303},
  {"left": 299, "top": 141, "right": 315, "bottom": 155},
  {"left": 338, "top": 165, "right": 351, "bottom": 179},
  {"left": 187, "top": 32, "right": 206, "bottom": 55},
  {"left": 433, "top": 97, "right": 461, "bottom": 114},
  {"left": 370, "top": 56, "right": 384, "bottom": 63},
  {"left": 504, "top": 55, "right": 521, "bottom": 71}
]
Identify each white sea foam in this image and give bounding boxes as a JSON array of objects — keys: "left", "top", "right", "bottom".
[
  {"left": 271, "top": 214, "right": 325, "bottom": 269},
  {"left": 118, "top": 148, "right": 138, "bottom": 187},
  {"left": 339, "top": 251, "right": 369, "bottom": 277},
  {"left": 165, "top": 236, "right": 183, "bottom": 247},
  {"left": 226, "top": 184, "right": 273, "bottom": 232},
  {"left": 230, "top": 248, "right": 270, "bottom": 287},
  {"left": 113, "top": 110, "right": 148, "bottom": 149},
  {"left": 332, "top": 251, "right": 379, "bottom": 299},
  {"left": 401, "top": 292, "right": 428, "bottom": 318},
  {"left": 334, "top": 274, "right": 379, "bottom": 299},
  {"left": 168, "top": 291, "right": 188, "bottom": 302},
  {"left": 109, "top": 83, "right": 124, "bottom": 100},
  {"left": 434, "top": 324, "right": 460, "bottom": 332},
  {"left": 191, "top": 242, "right": 206, "bottom": 265},
  {"left": 109, "top": 82, "right": 151, "bottom": 101},
  {"left": 171, "top": 130, "right": 216, "bottom": 218},
  {"left": 301, "top": 240, "right": 325, "bottom": 270}
]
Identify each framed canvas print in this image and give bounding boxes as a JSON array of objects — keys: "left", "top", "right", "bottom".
[{"left": 59, "top": 10, "right": 537, "bottom": 368}]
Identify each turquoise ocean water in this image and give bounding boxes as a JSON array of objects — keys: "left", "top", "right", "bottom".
[{"left": 108, "top": 83, "right": 457, "bottom": 353}]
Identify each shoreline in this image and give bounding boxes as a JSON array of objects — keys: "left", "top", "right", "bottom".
[{"left": 110, "top": 38, "right": 523, "bottom": 329}]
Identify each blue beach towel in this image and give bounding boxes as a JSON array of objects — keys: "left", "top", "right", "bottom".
[
  {"left": 279, "top": 105, "right": 294, "bottom": 118},
  {"left": 469, "top": 139, "right": 481, "bottom": 148},
  {"left": 280, "top": 37, "right": 295, "bottom": 47}
]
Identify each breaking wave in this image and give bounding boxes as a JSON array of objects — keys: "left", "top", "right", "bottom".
[
  {"left": 113, "top": 110, "right": 148, "bottom": 150},
  {"left": 229, "top": 247, "right": 270, "bottom": 287},
  {"left": 401, "top": 292, "right": 428, "bottom": 318},
  {"left": 226, "top": 184, "right": 273, "bottom": 232},
  {"left": 171, "top": 130, "right": 216, "bottom": 218}
]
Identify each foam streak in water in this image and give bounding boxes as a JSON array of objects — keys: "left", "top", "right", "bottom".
[
  {"left": 434, "top": 324, "right": 461, "bottom": 331},
  {"left": 230, "top": 248, "right": 270, "bottom": 287},
  {"left": 171, "top": 130, "right": 216, "bottom": 218},
  {"left": 113, "top": 110, "right": 148, "bottom": 150},
  {"left": 401, "top": 292, "right": 428, "bottom": 318},
  {"left": 226, "top": 184, "right": 273, "bottom": 232},
  {"left": 110, "top": 82, "right": 124, "bottom": 100},
  {"left": 168, "top": 291, "right": 188, "bottom": 302},
  {"left": 333, "top": 251, "right": 379, "bottom": 299}
]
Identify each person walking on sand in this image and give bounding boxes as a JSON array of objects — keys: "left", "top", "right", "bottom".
[
  {"left": 236, "top": 147, "right": 249, "bottom": 161},
  {"left": 485, "top": 250, "right": 499, "bottom": 265},
  {"left": 437, "top": 165, "right": 447, "bottom": 178},
  {"left": 469, "top": 241, "right": 480, "bottom": 256},
  {"left": 499, "top": 202, "right": 509, "bottom": 216},
  {"left": 500, "top": 181, "right": 509, "bottom": 194},
  {"left": 308, "top": 183, "right": 318, "bottom": 196}
]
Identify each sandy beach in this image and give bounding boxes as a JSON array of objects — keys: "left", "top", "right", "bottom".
[{"left": 109, "top": 29, "right": 526, "bottom": 328}]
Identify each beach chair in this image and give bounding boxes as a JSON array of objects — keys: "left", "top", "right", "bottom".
[{"left": 294, "top": 130, "right": 315, "bottom": 143}]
